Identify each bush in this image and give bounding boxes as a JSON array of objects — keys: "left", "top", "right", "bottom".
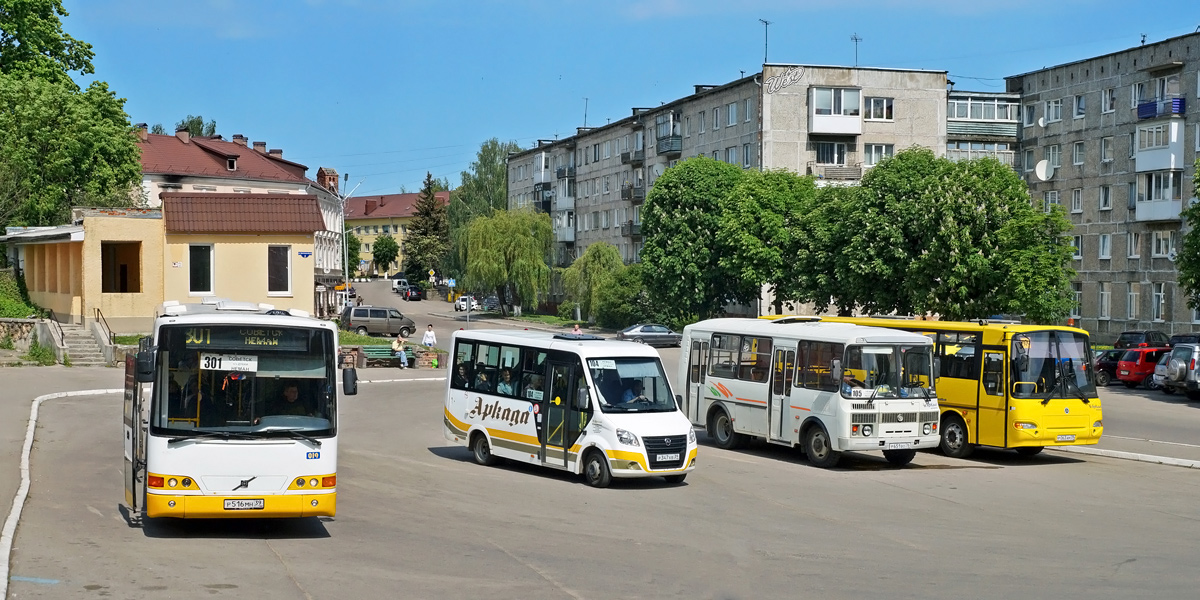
[
  {"left": 557, "top": 301, "right": 579, "bottom": 321},
  {"left": 0, "top": 270, "right": 39, "bottom": 318},
  {"left": 22, "top": 332, "right": 56, "bottom": 366},
  {"left": 0, "top": 334, "right": 13, "bottom": 350}
]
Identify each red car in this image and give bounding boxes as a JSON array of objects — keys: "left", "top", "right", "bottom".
[{"left": 1116, "top": 347, "right": 1169, "bottom": 389}]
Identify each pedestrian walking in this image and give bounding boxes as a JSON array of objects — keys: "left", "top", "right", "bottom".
[
  {"left": 422, "top": 324, "right": 437, "bottom": 348},
  {"left": 572, "top": 323, "right": 582, "bottom": 335}
]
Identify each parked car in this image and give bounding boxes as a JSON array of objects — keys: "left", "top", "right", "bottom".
[
  {"left": 1160, "top": 343, "right": 1200, "bottom": 399},
  {"left": 1169, "top": 333, "right": 1200, "bottom": 347},
  {"left": 1093, "top": 349, "right": 1124, "bottom": 387},
  {"left": 482, "top": 295, "right": 499, "bottom": 311},
  {"left": 403, "top": 287, "right": 424, "bottom": 301},
  {"left": 1114, "top": 330, "right": 1170, "bottom": 349},
  {"left": 1153, "top": 353, "right": 1170, "bottom": 391},
  {"left": 616, "top": 324, "right": 682, "bottom": 347},
  {"left": 339, "top": 306, "right": 416, "bottom": 337},
  {"left": 1116, "top": 347, "right": 1170, "bottom": 389},
  {"left": 455, "top": 295, "right": 480, "bottom": 311}
]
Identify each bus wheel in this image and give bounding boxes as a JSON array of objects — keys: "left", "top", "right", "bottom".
[
  {"left": 582, "top": 450, "right": 612, "bottom": 488},
  {"left": 471, "top": 433, "right": 499, "bottom": 466},
  {"left": 1015, "top": 446, "right": 1044, "bottom": 457},
  {"left": 803, "top": 426, "right": 841, "bottom": 468},
  {"left": 663, "top": 474, "right": 687, "bottom": 484},
  {"left": 939, "top": 415, "right": 974, "bottom": 459},
  {"left": 709, "top": 409, "right": 743, "bottom": 450},
  {"left": 883, "top": 449, "right": 916, "bottom": 466}
]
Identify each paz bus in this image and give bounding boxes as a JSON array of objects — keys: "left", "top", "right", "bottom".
[
  {"left": 810, "top": 316, "right": 1103, "bottom": 458},
  {"left": 681, "top": 318, "right": 941, "bottom": 468},
  {"left": 443, "top": 330, "right": 697, "bottom": 487},
  {"left": 123, "top": 299, "right": 357, "bottom": 520}
]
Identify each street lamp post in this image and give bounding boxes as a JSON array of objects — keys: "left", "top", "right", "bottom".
[{"left": 340, "top": 178, "right": 364, "bottom": 311}]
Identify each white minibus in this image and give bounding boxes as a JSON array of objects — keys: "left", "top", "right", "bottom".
[
  {"left": 681, "top": 318, "right": 940, "bottom": 468},
  {"left": 443, "top": 330, "right": 697, "bottom": 487}
]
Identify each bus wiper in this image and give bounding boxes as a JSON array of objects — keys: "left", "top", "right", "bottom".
[
  {"left": 270, "top": 429, "right": 322, "bottom": 446},
  {"left": 1061, "top": 358, "right": 1090, "bottom": 404},
  {"left": 167, "top": 431, "right": 257, "bottom": 444}
]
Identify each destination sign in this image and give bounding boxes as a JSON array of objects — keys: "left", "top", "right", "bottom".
[{"left": 181, "top": 326, "right": 310, "bottom": 352}]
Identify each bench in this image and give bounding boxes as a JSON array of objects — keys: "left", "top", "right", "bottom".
[{"left": 361, "top": 345, "right": 413, "bottom": 368}]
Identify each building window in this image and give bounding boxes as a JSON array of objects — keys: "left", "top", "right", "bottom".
[
  {"left": 1128, "top": 283, "right": 1140, "bottom": 320},
  {"left": 1152, "top": 230, "right": 1176, "bottom": 257},
  {"left": 1131, "top": 82, "right": 1146, "bottom": 108},
  {"left": 1099, "top": 282, "right": 1111, "bottom": 320},
  {"left": 712, "top": 150, "right": 718, "bottom": 159},
  {"left": 1071, "top": 188, "right": 1082, "bottom": 213},
  {"left": 1071, "top": 283, "right": 1082, "bottom": 319},
  {"left": 865, "top": 97, "right": 894, "bottom": 120},
  {"left": 725, "top": 146, "right": 738, "bottom": 164},
  {"left": 1139, "top": 171, "right": 1184, "bottom": 202},
  {"left": 1047, "top": 145, "right": 1061, "bottom": 168},
  {"left": 603, "top": 140, "right": 611, "bottom": 159},
  {"left": 1098, "top": 233, "right": 1111, "bottom": 258},
  {"left": 1099, "top": 185, "right": 1112, "bottom": 210},
  {"left": 1153, "top": 282, "right": 1167, "bottom": 321},
  {"left": 742, "top": 143, "right": 752, "bottom": 168},
  {"left": 1074, "top": 95, "right": 1086, "bottom": 118},
  {"left": 1071, "top": 235, "right": 1082, "bottom": 258},
  {"left": 744, "top": 98, "right": 752, "bottom": 122},
  {"left": 1072, "top": 141, "right": 1085, "bottom": 166},
  {"left": 189, "top": 244, "right": 213, "bottom": 295},
  {"left": 698, "top": 111, "right": 705, "bottom": 133},
  {"left": 268, "top": 245, "right": 290, "bottom": 295},
  {"left": 101, "top": 241, "right": 142, "bottom": 293},
  {"left": 727, "top": 102, "right": 737, "bottom": 126},
  {"left": 813, "top": 88, "right": 861, "bottom": 116},
  {"left": 1102, "top": 88, "right": 1116, "bottom": 113},
  {"left": 1137, "top": 124, "right": 1169, "bottom": 150},
  {"left": 1043, "top": 190, "right": 1060, "bottom": 212},
  {"left": 373, "top": 225, "right": 379, "bottom": 234},
  {"left": 864, "top": 144, "right": 894, "bottom": 166},
  {"left": 713, "top": 107, "right": 720, "bottom": 130},
  {"left": 1128, "top": 232, "right": 1140, "bottom": 258},
  {"left": 1023, "top": 104, "right": 1036, "bottom": 126},
  {"left": 948, "top": 97, "right": 1018, "bottom": 121},
  {"left": 1046, "top": 98, "right": 1063, "bottom": 122},
  {"left": 1023, "top": 149, "right": 1035, "bottom": 172},
  {"left": 683, "top": 116, "right": 690, "bottom": 136},
  {"left": 592, "top": 144, "right": 599, "bottom": 162},
  {"left": 226, "top": 158, "right": 237, "bottom": 171},
  {"left": 1100, "top": 137, "right": 1113, "bottom": 163},
  {"left": 816, "top": 142, "right": 846, "bottom": 165},
  {"left": 363, "top": 243, "right": 370, "bottom": 252}
]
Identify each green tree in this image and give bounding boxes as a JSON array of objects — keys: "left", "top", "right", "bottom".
[
  {"left": 996, "top": 205, "right": 1078, "bottom": 323},
  {"left": 344, "top": 229, "right": 361, "bottom": 268},
  {"left": 445, "top": 138, "right": 524, "bottom": 278},
  {"left": 405, "top": 172, "right": 450, "bottom": 278},
  {"left": 782, "top": 184, "right": 866, "bottom": 315},
  {"left": 371, "top": 234, "right": 399, "bottom": 275},
  {"left": 173, "top": 114, "right": 216, "bottom": 137},
  {"left": 640, "top": 157, "right": 747, "bottom": 322},
  {"left": 149, "top": 123, "right": 165, "bottom": 135},
  {"left": 563, "top": 242, "right": 623, "bottom": 322},
  {"left": 464, "top": 209, "right": 552, "bottom": 314},
  {"left": 595, "top": 263, "right": 662, "bottom": 329},
  {"left": 1174, "top": 158, "right": 1200, "bottom": 314},
  {"left": 0, "top": 0, "right": 95, "bottom": 85},
  {"left": 717, "top": 169, "right": 817, "bottom": 311}
]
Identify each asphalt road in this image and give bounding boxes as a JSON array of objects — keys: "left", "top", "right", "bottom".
[{"left": 5, "top": 373, "right": 1200, "bottom": 599}]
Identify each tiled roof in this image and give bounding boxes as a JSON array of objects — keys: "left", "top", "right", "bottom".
[
  {"left": 162, "top": 193, "right": 324, "bottom": 234},
  {"left": 344, "top": 191, "right": 450, "bottom": 220},
  {"left": 139, "top": 134, "right": 310, "bottom": 183}
]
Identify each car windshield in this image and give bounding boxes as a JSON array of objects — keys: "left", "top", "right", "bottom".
[
  {"left": 1116, "top": 333, "right": 1144, "bottom": 346},
  {"left": 1119, "top": 350, "right": 1141, "bottom": 362},
  {"left": 1011, "top": 331, "right": 1096, "bottom": 399},
  {"left": 840, "top": 344, "right": 934, "bottom": 399},
  {"left": 150, "top": 325, "right": 337, "bottom": 437},
  {"left": 588, "top": 357, "right": 677, "bottom": 413}
]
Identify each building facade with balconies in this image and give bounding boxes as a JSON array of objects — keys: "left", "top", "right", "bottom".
[
  {"left": 1006, "top": 32, "right": 1200, "bottom": 342},
  {"left": 946, "top": 91, "right": 1021, "bottom": 167}
]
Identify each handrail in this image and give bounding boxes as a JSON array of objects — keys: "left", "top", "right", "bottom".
[
  {"left": 95, "top": 307, "right": 114, "bottom": 346},
  {"left": 44, "top": 308, "right": 64, "bottom": 347}
]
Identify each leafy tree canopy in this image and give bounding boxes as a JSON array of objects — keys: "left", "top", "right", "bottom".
[
  {"left": 344, "top": 229, "right": 361, "bottom": 269},
  {"left": 464, "top": 208, "right": 552, "bottom": 314},
  {"left": 445, "top": 138, "right": 523, "bottom": 278},
  {"left": 405, "top": 172, "right": 450, "bottom": 278},
  {"left": 173, "top": 114, "right": 216, "bottom": 137},
  {"left": 0, "top": 0, "right": 94, "bottom": 86},
  {"left": 1175, "top": 158, "right": 1200, "bottom": 313},
  {"left": 563, "top": 242, "right": 623, "bottom": 322},
  {"left": 371, "top": 234, "right": 399, "bottom": 275}
]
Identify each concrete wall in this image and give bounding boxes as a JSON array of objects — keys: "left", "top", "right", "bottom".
[
  {"left": 82, "top": 215, "right": 164, "bottom": 333},
  {"left": 163, "top": 233, "right": 316, "bottom": 314},
  {"left": 23, "top": 242, "right": 82, "bottom": 323}
]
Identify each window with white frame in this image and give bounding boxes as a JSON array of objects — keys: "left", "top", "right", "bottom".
[
  {"left": 603, "top": 176, "right": 610, "bottom": 194},
  {"left": 1046, "top": 98, "right": 1063, "bottom": 122},
  {"left": 1128, "top": 232, "right": 1141, "bottom": 258},
  {"left": 1044, "top": 190, "right": 1060, "bottom": 213},
  {"left": 813, "top": 88, "right": 861, "bottom": 116},
  {"left": 742, "top": 143, "right": 752, "bottom": 168},
  {"left": 744, "top": 98, "right": 752, "bottom": 122},
  {"left": 1138, "top": 124, "right": 1168, "bottom": 150},
  {"left": 713, "top": 107, "right": 720, "bottom": 130},
  {"left": 1047, "top": 145, "right": 1061, "bottom": 168},
  {"left": 1074, "top": 95, "right": 1086, "bottom": 118},
  {"left": 1099, "top": 282, "right": 1111, "bottom": 320},
  {"left": 267, "top": 245, "right": 290, "bottom": 295},
  {"left": 1101, "top": 136, "right": 1113, "bottom": 162},
  {"left": 1099, "top": 185, "right": 1112, "bottom": 210},
  {"left": 1071, "top": 235, "right": 1082, "bottom": 258},
  {"left": 864, "top": 144, "right": 894, "bottom": 166},
  {"left": 948, "top": 97, "right": 1018, "bottom": 121},
  {"left": 1102, "top": 88, "right": 1116, "bottom": 113},
  {"left": 1139, "top": 171, "right": 1184, "bottom": 202},
  {"left": 1071, "top": 283, "right": 1082, "bottom": 318},
  {"left": 1071, "top": 188, "right": 1082, "bottom": 213},
  {"left": 1196, "top": 123, "right": 1200, "bottom": 151},
  {"left": 1132, "top": 82, "right": 1146, "bottom": 108},
  {"left": 816, "top": 142, "right": 847, "bottom": 165},
  {"left": 1152, "top": 230, "right": 1176, "bottom": 257},
  {"left": 603, "top": 140, "right": 611, "bottom": 159},
  {"left": 727, "top": 102, "right": 737, "bottom": 126},
  {"left": 188, "top": 244, "right": 213, "bottom": 295},
  {"left": 1024, "top": 149, "right": 1035, "bottom": 171},
  {"left": 1153, "top": 282, "right": 1166, "bottom": 321},
  {"left": 1128, "top": 283, "right": 1140, "bottom": 320},
  {"left": 1073, "top": 141, "right": 1085, "bottom": 165},
  {"left": 698, "top": 111, "right": 705, "bottom": 133},
  {"left": 865, "top": 97, "right": 894, "bottom": 120},
  {"left": 363, "top": 243, "right": 370, "bottom": 253},
  {"left": 1098, "top": 233, "right": 1111, "bottom": 258},
  {"left": 1023, "top": 104, "right": 1036, "bottom": 126},
  {"left": 725, "top": 146, "right": 738, "bottom": 164}
]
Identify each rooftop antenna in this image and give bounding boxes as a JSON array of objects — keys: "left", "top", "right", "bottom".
[
  {"left": 851, "top": 33, "right": 863, "bottom": 67},
  {"left": 759, "top": 19, "right": 771, "bottom": 64},
  {"left": 1141, "top": 33, "right": 1146, "bottom": 46},
  {"left": 583, "top": 97, "right": 588, "bottom": 127}
]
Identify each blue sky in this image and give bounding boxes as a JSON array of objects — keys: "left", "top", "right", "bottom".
[{"left": 67, "top": 0, "right": 1200, "bottom": 197}]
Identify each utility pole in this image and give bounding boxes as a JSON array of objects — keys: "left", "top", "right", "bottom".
[
  {"left": 583, "top": 97, "right": 589, "bottom": 127},
  {"left": 851, "top": 33, "right": 863, "bottom": 67},
  {"left": 759, "top": 19, "right": 772, "bottom": 64},
  {"left": 340, "top": 177, "right": 364, "bottom": 312}
]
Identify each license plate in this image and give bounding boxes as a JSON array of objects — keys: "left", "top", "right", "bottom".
[
  {"left": 1120, "top": 370, "right": 1129, "bottom": 375},
  {"left": 223, "top": 498, "right": 264, "bottom": 510},
  {"left": 656, "top": 453, "right": 680, "bottom": 461},
  {"left": 1056, "top": 434, "right": 1076, "bottom": 442},
  {"left": 887, "top": 442, "right": 912, "bottom": 450}
]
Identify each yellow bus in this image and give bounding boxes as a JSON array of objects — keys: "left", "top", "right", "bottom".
[{"left": 767, "top": 316, "right": 1103, "bottom": 458}]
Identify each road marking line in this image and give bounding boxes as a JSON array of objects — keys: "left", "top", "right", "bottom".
[
  {"left": 1103, "top": 435, "right": 1200, "bottom": 449},
  {"left": 9, "top": 576, "right": 60, "bottom": 585},
  {"left": 1, "top": 389, "right": 123, "bottom": 600},
  {"left": 338, "top": 377, "right": 447, "bottom": 385},
  {"left": 1050, "top": 446, "right": 1200, "bottom": 469}
]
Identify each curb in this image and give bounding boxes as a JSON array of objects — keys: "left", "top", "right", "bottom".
[
  {"left": 1, "top": 388, "right": 124, "bottom": 599},
  {"left": 1049, "top": 445, "right": 1200, "bottom": 469}
]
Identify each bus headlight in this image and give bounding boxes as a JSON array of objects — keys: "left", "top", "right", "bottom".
[
  {"left": 923, "top": 423, "right": 932, "bottom": 435},
  {"left": 688, "top": 429, "right": 697, "bottom": 444},
  {"left": 295, "top": 478, "right": 306, "bottom": 487},
  {"left": 309, "top": 478, "right": 319, "bottom": 488},
  {"left": 616, "top": 428, "right": 640, "bottom": 446},
  {"left": 862, "top": 424, "right": 873, "bottom": 437},
  {"left": 1014, "top": 422, "right": 1037, "bottom": 429},
  {"left": 1093, "top": 420, "right": 1102, "bottom": 428},
  {"left": 167, "top": 478, "right": 178, "bottom": 488}
]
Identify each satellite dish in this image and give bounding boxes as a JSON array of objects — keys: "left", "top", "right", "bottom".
[
  {"left": 1034, "top": 160, "right": 1054, "bottom": 181},
  {"left": 1168, "top": 250, "right": 1178, "bottom": 263},
  {"left": 1037, "top": 117, "right": 1045, "bottom": 127}
]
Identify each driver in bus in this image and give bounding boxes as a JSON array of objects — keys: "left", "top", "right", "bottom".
[
  {"left": 842, "top": 372, "right": 865, "bottom": 393},
  {"left": 271, "top": 383, "right": 311, "bottom": 417},
  {"left": 622, "top": 380, "right": 647, "bottom": 403}
]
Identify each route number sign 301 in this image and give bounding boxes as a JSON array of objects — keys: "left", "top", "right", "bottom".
[{"left": 200, "top": 353, "right": 259, "bottom": 372}]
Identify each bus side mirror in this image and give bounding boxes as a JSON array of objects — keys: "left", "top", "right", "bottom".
[
  {"left": 831, "top": 359, "right": 842, "bottom": 381},
  {"left": 933, "top": 357, "right": 941, "bottom": 377},
  {"left": 135, "top": 350, "right": 156, "bottom": 383},
  {"left": 1016, "top": 355, "right": 1029, "bottom": 373},
  {"left": 575, "top": 389, "right": 589, "bottom": 410},
  {"left": 343, "top": 368, "right": 358, "bottom": 396},
  {"left": 675, "top": 394, "right": 683, "bottom": 409}
]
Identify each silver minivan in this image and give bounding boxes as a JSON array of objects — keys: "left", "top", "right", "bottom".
[
  {"left": 340, "top": 306, "right": 416, "bottom": 337},
  {"left": 1161, "top": 343, "right": 1200, "bottom": 399}
]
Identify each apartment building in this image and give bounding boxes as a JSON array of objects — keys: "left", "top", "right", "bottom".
[
  {"left": 508, "top": 65, "right": 950, "bottom": 275},
  {"left": 1007, "top": 33, "right": 1200, "bottom": 342}
]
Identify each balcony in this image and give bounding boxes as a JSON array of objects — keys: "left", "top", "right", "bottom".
[
  {"left": 533, "top": 169, "right": 554, "bottom": 185},
  {"left": 555, "top": 227, "right": 576, "bottom": 243},
  {"left": 1134, "top": 198, "right": 1183, "bottom": 222},
  {"left": 555, "top": 166, "right": 576, "bottom": 179},
  {"left": 656, "top": 135, "right": 682, "bottom": 156},
  {"left": 620, "top": 184, "right": 646, "bottom": 204},
  {"left": 806, "top": 163, "right": 862, "bottom": 180},
  {"left": 1137, "top": 96, "right": 1186, "bottom": 120},
  {"left": 621, "top": 150, "right": 645, "bottom": 166},
  {"left": 553, "top": 194, "right": 574, "bottom": 211},
  {"left": 946, "top": 149, "right": 1016, "bottom": 167},
  {"left": 620, "top": 220, "right": 642, "bottom": 237}
]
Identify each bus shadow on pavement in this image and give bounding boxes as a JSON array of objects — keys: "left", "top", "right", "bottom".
[
  {"left": 134, "top": 509, "right": 332, "bottom": 539},
  {"left": 426, "top": 445, "right": 690, "bottom": 489}
]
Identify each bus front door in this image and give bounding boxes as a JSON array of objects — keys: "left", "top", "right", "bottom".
[
  {"left": 686, "top": 340, "right": 709, "bottom": 424},
  {"left": 122, "top": 355, "right": 144, "bottom": 519},
  {"left": 542, "top": 362, "right": 577, "bottom": 470},
  {"left": 768, "top": 348, "right": 795, "bottom": 442},
  {"left": 977, "top": 350, "right": 1008, "bottom": 447}
]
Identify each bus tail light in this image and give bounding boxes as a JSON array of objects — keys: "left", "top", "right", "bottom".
[
  {"left": 148, "top": 475, "right": 164, "bottom": 488},
  {"left": 322, "top": 476, "right": 336, "bottom": 487},
  {"left": 1014, "top": 422, "right": 1037, "bottom": 430},
  {"left": 1093, "top": 420, "right": 1103, "bottom": 428}
]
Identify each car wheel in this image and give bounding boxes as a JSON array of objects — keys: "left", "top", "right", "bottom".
[
  {"left": 634, "top": 338, "right": 645, "bottom": 344},
  {"left": 582, "top": 449, "right": 612, "bottom": 488},
  {"left": 803, "top": 425, "right": 841, "bottom": 468},
  {"left": 1095, "top": 371, "right": 1110, "bottom": 387},
  {"left": 1143, "top": 375, "right": 1158, "bottom": 390},
  {"left": 708, "top": 409, "right": 746, "bottom": 450},
  {"left": 355, "top": 326, "right": 368, "bottom": 336},
  {"left": 400, "top": 327, "right": 413, "bottom": 338},
  {"left": 471, "top": 433, "right": 500, "bottom": 466}
]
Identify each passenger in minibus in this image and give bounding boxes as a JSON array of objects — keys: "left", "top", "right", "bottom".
[
  {"left": 496, "top": 368, "right": 516, "bottom": 395},
  {"left": 474, "top": 368, "right": 493, "bottom": 392},
  {"left": 452, "top": 363, "right": 471, "bottom": 388}
]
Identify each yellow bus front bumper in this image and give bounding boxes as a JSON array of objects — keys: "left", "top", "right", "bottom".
[{"left": 146, "top": 491, "right": 336, "bottom": 519}]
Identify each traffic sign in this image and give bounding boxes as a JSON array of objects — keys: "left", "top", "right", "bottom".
[
  {"left": 428, "top": 269, "right": 435, "bottom": 276},
  {"left": 448, "top": 278, "right": 456, "bottom": 288}
]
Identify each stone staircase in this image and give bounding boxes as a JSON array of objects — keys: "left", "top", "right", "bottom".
[{"left": 59, "top": 323, "right": 109, "bottom": 367}]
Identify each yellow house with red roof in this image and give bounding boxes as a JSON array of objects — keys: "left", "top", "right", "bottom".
[{"left": 344, "top": 192, "right": 449, "bottom": 277}]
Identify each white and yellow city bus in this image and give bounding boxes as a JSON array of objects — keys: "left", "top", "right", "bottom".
[
  {"left": 681, "top": 318, "right": 940, "bottom": 468},
  {"left": 443, "top": 330, "right": 697, "bottom": 487},
  {"left": 124, "top": 299, "right": 357, "bottom": 519}
]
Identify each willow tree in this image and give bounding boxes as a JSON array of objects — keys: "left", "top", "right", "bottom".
[
  {"left": 464, "top": 209, "right": 552, "bottom": 315},
  {"left": 445, "top": 138, "right": 524, "bottom": 278},
  {"left": 563, "top": 242, "right": 623, "bottom": 323}
]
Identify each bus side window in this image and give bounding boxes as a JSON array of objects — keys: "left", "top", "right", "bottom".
[
  {"left": 708, "top": 333, "right": 740, "bottom": 379},
  {"left": 452, "top": 341, "right": 475, "bottom": 390},
  {"left": 938, "top": 332, "right": 980, "bottom": 380},
  {"left": 982, "top": 353, "right": 1003, "bottom": 396},
  {"left": 739, "top": 336, "right": 772, "bottom": 382}
]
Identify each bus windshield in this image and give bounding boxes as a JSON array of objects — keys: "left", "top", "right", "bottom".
[
  {"left": 841, "top": 344, "right": 934, "bottom": 399},
  {"left": 1011, "top": 331, "right": 1096, "bottom": 399},
  {"left": 150, "top": 324, "right": 337, "bottom": 437},
  {"left": 588, "top": 357, "right": 676, "bottom": 413}
]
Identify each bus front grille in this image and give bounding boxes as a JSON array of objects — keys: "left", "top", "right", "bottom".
[
  {"left": 919, "top": 411, "right": 939, "bottom": 422},
  {"left": 881, "top": 412, "right": 918, "bottom": 424},
  {"left": 851, "top": 413, "right": 879, "bottom": 424},
  {"left": 643, "top": 435, "right": 687, "bottom": 470}
]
